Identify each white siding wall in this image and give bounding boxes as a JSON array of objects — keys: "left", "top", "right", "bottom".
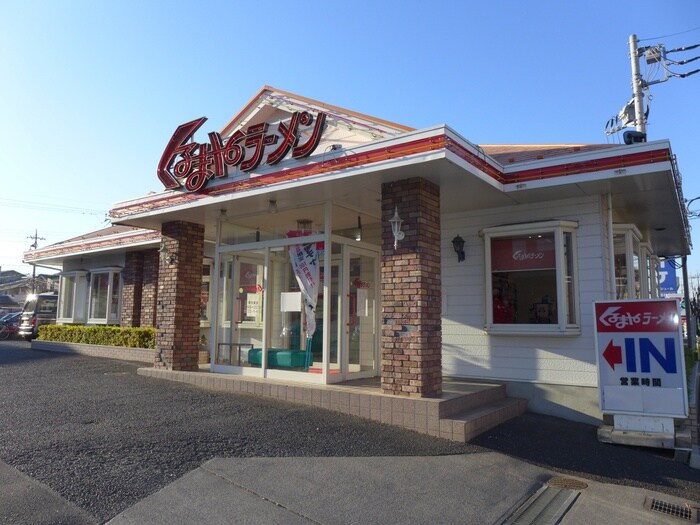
[{"left": 441, "top": 194, "right": 608, "bottom": 388}]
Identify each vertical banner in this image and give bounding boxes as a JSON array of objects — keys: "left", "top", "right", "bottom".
[
  {"left": 593, "top": 299, "right": 688, "bottom": 417},
  {"left": 288, "top": 242, "right": 320, "bottom": 339}
]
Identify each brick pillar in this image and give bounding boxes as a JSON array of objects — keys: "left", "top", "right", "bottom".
[
  {"left": 121, "top": 251, "right": 143, "bottom": 327},
  {"left": 154, "top": 221, "right": 204, "bottom": 371},
  {"left": 381, "top": 178, "right": 442, "bottom": 397},
  {"left": 141, "top": 249, "right": 159, "bottom": 328}
]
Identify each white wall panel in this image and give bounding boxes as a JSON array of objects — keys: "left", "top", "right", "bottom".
[{"left": 441, "top": 194, "right": 607, "bottom": 387}]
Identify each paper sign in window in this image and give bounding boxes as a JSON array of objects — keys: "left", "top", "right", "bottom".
[{"left": 281, "top": 292, "right": 302, "bottom": 312}]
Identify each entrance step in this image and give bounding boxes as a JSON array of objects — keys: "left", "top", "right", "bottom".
[
  {"left": 137, "top": 368, "right": 527, "bottom": 443},
  {"left": 439, "top": 396, "right": 528, "bottom": 442}
]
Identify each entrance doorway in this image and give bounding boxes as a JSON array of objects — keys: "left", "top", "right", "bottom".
[{"left": 213, "top": 243, "right": 378, "bottom": 383}]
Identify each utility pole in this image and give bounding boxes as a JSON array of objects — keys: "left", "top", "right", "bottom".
[
  {"left": 606, "top": 33, "right": 699, "bottom": 139},
  {"left": 628, "top": 34, "right": 646, "bottom": 134},
  {"left": 27, "top": 229, "right": 45, "bottom": 294}
]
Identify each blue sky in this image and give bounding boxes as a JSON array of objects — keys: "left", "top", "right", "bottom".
[{"left": 1, "top": 1, "right": 699, "bottom": 284}]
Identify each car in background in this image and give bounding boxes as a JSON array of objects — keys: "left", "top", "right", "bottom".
[
  {"left": 18, "top": 292, "right": 58, "bottom": 342},
  {"left": 0, "top": 312, "right": 22, "bottom": 340},
  {"left": 0, "top": 312, "right": 22, "bottom": 328}
]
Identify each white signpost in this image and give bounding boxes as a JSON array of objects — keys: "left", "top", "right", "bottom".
[{"left": 594, "top": 299, "right": 688, "bottom": 448}]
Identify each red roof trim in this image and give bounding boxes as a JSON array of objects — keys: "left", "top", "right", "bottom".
[
  {"left": 25, "top": 230, "right": 161, "bottom": 261},
  {"left": 110, "top": 137, "right": 671, "bottom": 218}
]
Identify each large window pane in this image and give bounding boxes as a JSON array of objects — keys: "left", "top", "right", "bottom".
[
  {"left": 59, "top": 275, "right": 75, "bottom": 319},
  {"left": 491, "top": 234, "right": 557, "bottom": 324},
  {"left": 90, "top": 273, "right": 109, "bottom": 319},
  {"left": 564, "top": 232, "right": 576, "bottom": 325}
]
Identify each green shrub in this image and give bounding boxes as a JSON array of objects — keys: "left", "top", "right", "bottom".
[{"left": 38, "top": 325, "right": 156, "bottom": 349}]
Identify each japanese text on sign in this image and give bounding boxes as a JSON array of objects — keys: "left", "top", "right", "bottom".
[
  {"left": 593, "top": 299, "right": 687, "bottom": 417},
  {"left": 158, "top": 111, "right": 327, "bottom": 192}
]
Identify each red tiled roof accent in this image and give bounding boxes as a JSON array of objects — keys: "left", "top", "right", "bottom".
[
  {"left": 504, "top": 148, "right": 671, "bottom": 182},
  {"left": 24, "top": 229, "right": 160, "bottom": 261},
  {"left": 109, "top": 137, "right": 672, "bottom": 218}
]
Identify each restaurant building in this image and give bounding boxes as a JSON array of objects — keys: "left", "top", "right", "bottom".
[{"left": 25, "top": 86, "right": 691, "bottom": 426}]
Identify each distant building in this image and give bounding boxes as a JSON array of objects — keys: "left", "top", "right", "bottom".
[{"left": 0, "top": 272, "right": 59, "bottom": 310}]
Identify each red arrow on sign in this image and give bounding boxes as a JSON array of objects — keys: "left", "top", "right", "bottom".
[{"left": 602, "top": 340, "right": 622, "bottom": 370}]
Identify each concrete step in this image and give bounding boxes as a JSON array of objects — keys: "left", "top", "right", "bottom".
[
  {"left": 440, "top": 397, "right": 528, "bottom": 442},
  {"left": 438, "top": 383, "right": 508, "bottom": 418}
]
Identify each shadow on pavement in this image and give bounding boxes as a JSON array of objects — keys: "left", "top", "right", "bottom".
[{"left": 471, "top": 412, "right": 699, "bottom": 500}]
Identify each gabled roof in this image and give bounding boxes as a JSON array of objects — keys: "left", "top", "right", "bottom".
[
  {"left": 220, "top": 85, "right": 413, "bottom": 140},
  {"left": 24, "top": 225, "right": 160, "bottom": 265},
  {"left": 93, "top": 86, "right": 692, "bottom": 259}
]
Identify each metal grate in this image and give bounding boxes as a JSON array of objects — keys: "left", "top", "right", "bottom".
[
  {"left": 504, "top": 485, "right": 580, "bottom": 525},
  {"left": 547, "top": 477, "right": 588, "bottom": 490},
  {"left": 644, "top": 496, "right": 699, "bottom": 523}
]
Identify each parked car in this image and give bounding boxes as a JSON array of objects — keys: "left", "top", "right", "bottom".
[
  {"left": 0, "top": 312, "right": 22, "bottom": 328},
  {"left": 0, "top": 312, "right": 21, "bottom": 340},
  {"left": 18, "top": 292, "right": 58, "bottom": 342}
]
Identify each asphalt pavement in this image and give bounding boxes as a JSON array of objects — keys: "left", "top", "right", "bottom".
[{"left": 1, "top": 339, "right": 698, "bottom": 524}]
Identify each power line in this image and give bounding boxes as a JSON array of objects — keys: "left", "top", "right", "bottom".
[
  {"left": 638, "top": 26, "right": 700, "bottom": 42},
  {"left": 0, "top": 198, "right": 105, "bottom": 216}
]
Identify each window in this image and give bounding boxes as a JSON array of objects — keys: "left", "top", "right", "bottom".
[
  {"left": 614, "top": 225, "right": 642, "bottom": 299},
  {"left": 482, "top": 220, "right": 579, "bottom": 333},
  {"left": 88, "top": 268, "right": 122, "bottom": 324},
  {"left": 57, "top": 271, "right": 88, "bottom": 323},
  {"left": 200, "top": 260, "right": 213, "bottom": 327}
]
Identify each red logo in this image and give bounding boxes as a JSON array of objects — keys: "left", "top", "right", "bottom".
[{"left": 157, "top": 111, "right": 327, "bottom": 192}]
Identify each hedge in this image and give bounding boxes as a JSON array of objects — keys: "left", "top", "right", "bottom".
[{"left": 38, "top": 325, "right": 156, "bottom": 349}]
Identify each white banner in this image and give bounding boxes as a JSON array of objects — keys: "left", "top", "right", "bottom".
[{"left": 288, "top": 241, "right": 320, "bottom": 339}]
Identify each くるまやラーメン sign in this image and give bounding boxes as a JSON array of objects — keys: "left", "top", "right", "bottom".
[{"left": 158, "top": 111, "right": 327, "bottom": 192}]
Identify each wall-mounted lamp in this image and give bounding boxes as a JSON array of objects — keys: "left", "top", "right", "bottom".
[
  {"left": 296, "top": 219, "right": 313, "bottom": 234},
  {"left": 268, "top": 199, "right": 278, "bottom": 214},
  {"left": 355, "top": 216, "right": 362, "bottom": 242},
  {"left": 159, "top": 243, "right": 178, "bottom": 265},
  {"left": 452, "top": 235, "right": 465, "bottom": 262},
  {"left": 389, "top": 206, "right": 405, "bottom": 250},
  {"left": 329, "top": 144, "right": 342, "bottom": 151}
]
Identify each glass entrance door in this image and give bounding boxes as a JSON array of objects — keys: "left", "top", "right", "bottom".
[
  {"left": 344, "top": 248, "right": 378, "bottom": 378},
  {"left": 215, "top": 252, "right": 264, "bottom": 371}
]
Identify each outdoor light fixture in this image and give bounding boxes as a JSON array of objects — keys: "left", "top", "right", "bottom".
[
  {"left": 268, "top": 199, "right": 278, "bottom": 214},
  {"left": 159, "top": 243, "right": 178, "bottom": 265},
  {"left": 296, "top": 219, "right": 313, "bottom": 234},
  {"left": 355, "top": 216, "right": 362, "bottom": 242},
  {"left": 452, "top": 235, "right": 465, "bottom": 262},
  {"left": 389, "top": 206, "right": 404, "bottom": 250}
]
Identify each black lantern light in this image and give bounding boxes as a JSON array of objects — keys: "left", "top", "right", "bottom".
[{"left": 452, "top": 235, "right": 465, "bottom": 262}]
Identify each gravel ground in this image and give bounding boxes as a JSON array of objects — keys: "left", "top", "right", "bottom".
[
  {"left": 0, "top": 342, "right": 472, "bottom": 522},
  {"left": 1, "top": 340, "right": 698, "bottom": 523}
]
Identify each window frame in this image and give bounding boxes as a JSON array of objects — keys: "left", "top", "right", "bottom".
[
  {"left": 87, "top": 267, "right": 122, "bottom": 325},
  {"left": 200, "top": 259, "right": 213, "bottom": 328},
  {"left": 482, "top": 220, "right": 580, "bottom": 335},
  {"left": 57, "top": 270, "right": 89, "bottom": 324},
  {"left": 613, "top": 224, "right": 643, "bottom": 300}
]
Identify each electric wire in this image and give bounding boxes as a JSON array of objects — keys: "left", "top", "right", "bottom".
[
  {"left": 638, "top": 27, "right": 700, "bottom": 42},
  {"left": 0, "top": 198, "right": 105, "bottom": 216}
]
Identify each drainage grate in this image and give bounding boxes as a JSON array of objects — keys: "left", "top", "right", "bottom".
[
  {"left": 503, "top": 484, "right": 580, "bottom": 525},
  {"left": 547, "top": 477, "right": 588, "bottom": 490},
  {"left": 644, "top": 497, "right": 699, "bottom": 523}
]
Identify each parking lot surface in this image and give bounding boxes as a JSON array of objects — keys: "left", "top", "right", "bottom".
[{"left": 1, "top": 340, "right": 698, "bottom": 523}]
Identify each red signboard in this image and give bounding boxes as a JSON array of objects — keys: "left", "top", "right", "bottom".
[
  {"left": 595, "top": 300, "right": 679, "bottom": 333},
  {"left": 491, "top": 235, "right": 555, "bottom": 272},
  {"left": 593, "top": 299, "right": 687, "bottom": 417},
  {"left": 158, "top": 111, "right": 327, "bottom": 193}
]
